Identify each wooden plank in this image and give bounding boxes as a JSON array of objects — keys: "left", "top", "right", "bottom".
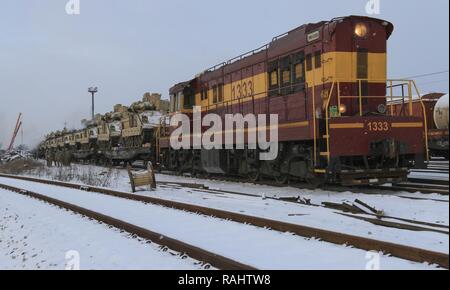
[
  {"left": 127, "top": 162, "right": 157, "bottom": 192},
  {"left": 127, "top": 165, "right": 136, "bottom": 193}
]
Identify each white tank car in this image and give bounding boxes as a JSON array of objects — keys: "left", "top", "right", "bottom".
[{"left": 434, "top": 94, "right": 449, "bottom": 130}]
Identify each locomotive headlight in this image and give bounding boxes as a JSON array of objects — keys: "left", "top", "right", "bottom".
[
  {"left": 355, "top": 23, "right": 368, "bottom": 37},
  {"left": 339, "top": 104, "right": 347, "bottom": 114}
]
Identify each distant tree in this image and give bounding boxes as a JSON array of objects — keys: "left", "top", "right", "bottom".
[{"left": 17, "top": 144, "right": 29, "bottom": 151}]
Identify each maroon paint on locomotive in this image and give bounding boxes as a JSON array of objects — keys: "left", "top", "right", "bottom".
[
  {"left": 161, "top": 16, "right": 425, "bottom": 161},
  {"left": 328, "top": 117, "right": 425, "bottom": 157}
]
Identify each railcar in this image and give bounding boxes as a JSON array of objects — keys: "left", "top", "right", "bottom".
[
  {"left": 390, "top": 93, "right": 449, "bottom": 159},
  {"left": 158, "top": 15, "right": 429, "bottom": 186},
  {"left": 40, "top": 93, "right": 169, "bottom": 166},
  {"left": 72, "top": 124, "right": 98, "bottom": 161},
  {"left": 105, "top": 94, "right": 168, "bottom": 166}
]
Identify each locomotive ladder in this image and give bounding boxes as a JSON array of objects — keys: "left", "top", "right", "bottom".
[{"left": 310, "top": 79, "right": 430, "bottom": 175}]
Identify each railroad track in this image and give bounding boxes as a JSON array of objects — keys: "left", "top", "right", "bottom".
[
  {"left": 382, "top": 177, "right": 450, "bottom": 196},
  {"left": 411, "top": 159, "right": 449, "bottom": 175},
  {"left": 374, "top": 184, "right": 449, "bottom": 195},
  {"left": 158, "top": 183, "right": 449, "bottom": 235},
  {"left": 6, "top": 171, "right": 448, "bottom": 236},
  {"left": 126, "top": 162, "right": 450, "bottom": 195},
  {"left": 154, "top": 168, "right": 450, "bottom": 195},
  {"left": 0, "top": 173, "right": 448, "bottom": 269},
  {"left": 407, "top": 178, "right": 449, "bottom": 186},
  {"left": 0, "top": 181, "right": 254, "bottom": 270}
]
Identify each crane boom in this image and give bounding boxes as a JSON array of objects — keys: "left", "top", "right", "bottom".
[{"left": 7, "top": 113, "right": 22, "bottom": 151}]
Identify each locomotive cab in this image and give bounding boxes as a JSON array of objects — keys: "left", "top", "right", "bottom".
[{"left": 169, "top": 80, "right": 196, "bottom": 114}]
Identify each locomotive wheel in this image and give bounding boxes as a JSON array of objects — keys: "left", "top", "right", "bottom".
[
  {"left": 275, "top": 174, "right": 290, "bottom": 185},
  {"left": 305, "top": 175, "right": 323, "bottom": 188},
  {"left": 248, "top": 171, "right": 260, "bottom": 182}
]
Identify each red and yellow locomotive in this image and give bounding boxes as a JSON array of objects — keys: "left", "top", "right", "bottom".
[{"left": 158, "top": 16, "right": 429, "bottom": 186}]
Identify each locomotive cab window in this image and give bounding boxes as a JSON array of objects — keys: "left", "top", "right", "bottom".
[
  {"left": 292, "top": 52, "right": 305, "bottom": 83},
  {"left": 218, "top": 84, "right": 224, "bottom": 102},
  {"left": 357, "top": 48, "right": 368, "bottom": 79},
  {"left": 281, "top": 56, "right": 291, "bottom": 86},
  {"left": 271, "top": 70, "right": 278, "bottom": 86},
  {"left": 268, "top": 60, "right": 279, "bottom": 90},
  {"left": 201, "top": 88, "right": 208, "bottom": 101},
  {"left": 183, "top": 87, "right": 195, "bottom": 109},
  {"left": 212, "top": 85, "right": 218, "bottom": 104},
  {"left": 268, "top": 60, "right": 280, "bottom": 97},
  {"left": 357, "top": 48, "right": 369, "bottom": 105},
  {"left": 306, "top": 54, "right": 313, "bottom": 71},
  {"left": 183, "top": 94, "right": 195, "bottom": 109},
  {"left": 314, "top": 51, "right": 322, "bottom": 68},
  {"left": 170, "top": 93, "right": 181, "bottom": 112}
]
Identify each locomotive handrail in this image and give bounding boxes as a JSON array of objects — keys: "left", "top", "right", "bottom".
[
  {"left": 319, "top": 78, "right": 430, "bottom": 169},
  {"left": 310, "top": 81, "right": 318, "bottom": 168},
  {"left": 412, "top": 81, "right": 430, "bottom": 162},
  {"left": 204, "top": 44, "right": 269, "bottom": 73}
]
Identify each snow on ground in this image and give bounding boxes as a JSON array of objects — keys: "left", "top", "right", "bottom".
[
  {"left": 0, "top": 177, "right": 439, "bottom": 270},
  {"left": 154, "top": 173, "right": 449, "bottom": 225},
  {"left": 17, "top": 163, "right": 449, "bottom": 255},
  {"left": 156, "top": 175, "right": 449, "bottom": 224},
  {"left": 0, "top": 188, "right": 203, "bottom": 270}
]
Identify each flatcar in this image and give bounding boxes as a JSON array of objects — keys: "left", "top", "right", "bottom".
[
  {"left": 104, "top": 93, "right": 168, "bottom": 166},
  {"left": 40, "top": 93, "right": 169, "bottom": 167},
  {"left": 158, "top": 15, "right": 429, "bottom": 186}
]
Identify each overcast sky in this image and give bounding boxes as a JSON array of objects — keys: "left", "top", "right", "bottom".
[{"left": 0, "top": 0, "right": 448, "bottom": 148}]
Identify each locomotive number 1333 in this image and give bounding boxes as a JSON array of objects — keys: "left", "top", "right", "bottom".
[{"left": 367, "top": 121, "right": 390, "bottom": 132}]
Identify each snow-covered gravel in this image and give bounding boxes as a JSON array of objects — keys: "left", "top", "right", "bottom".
[
  {"left": 0, "top": 177, "right": 440, "bottom": 270},
  {"left": 0, "top": 188, "right": 203, "bottom": 270},
  {"left": 15, "top": 164, "right": 450, "bottom": 253}
]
